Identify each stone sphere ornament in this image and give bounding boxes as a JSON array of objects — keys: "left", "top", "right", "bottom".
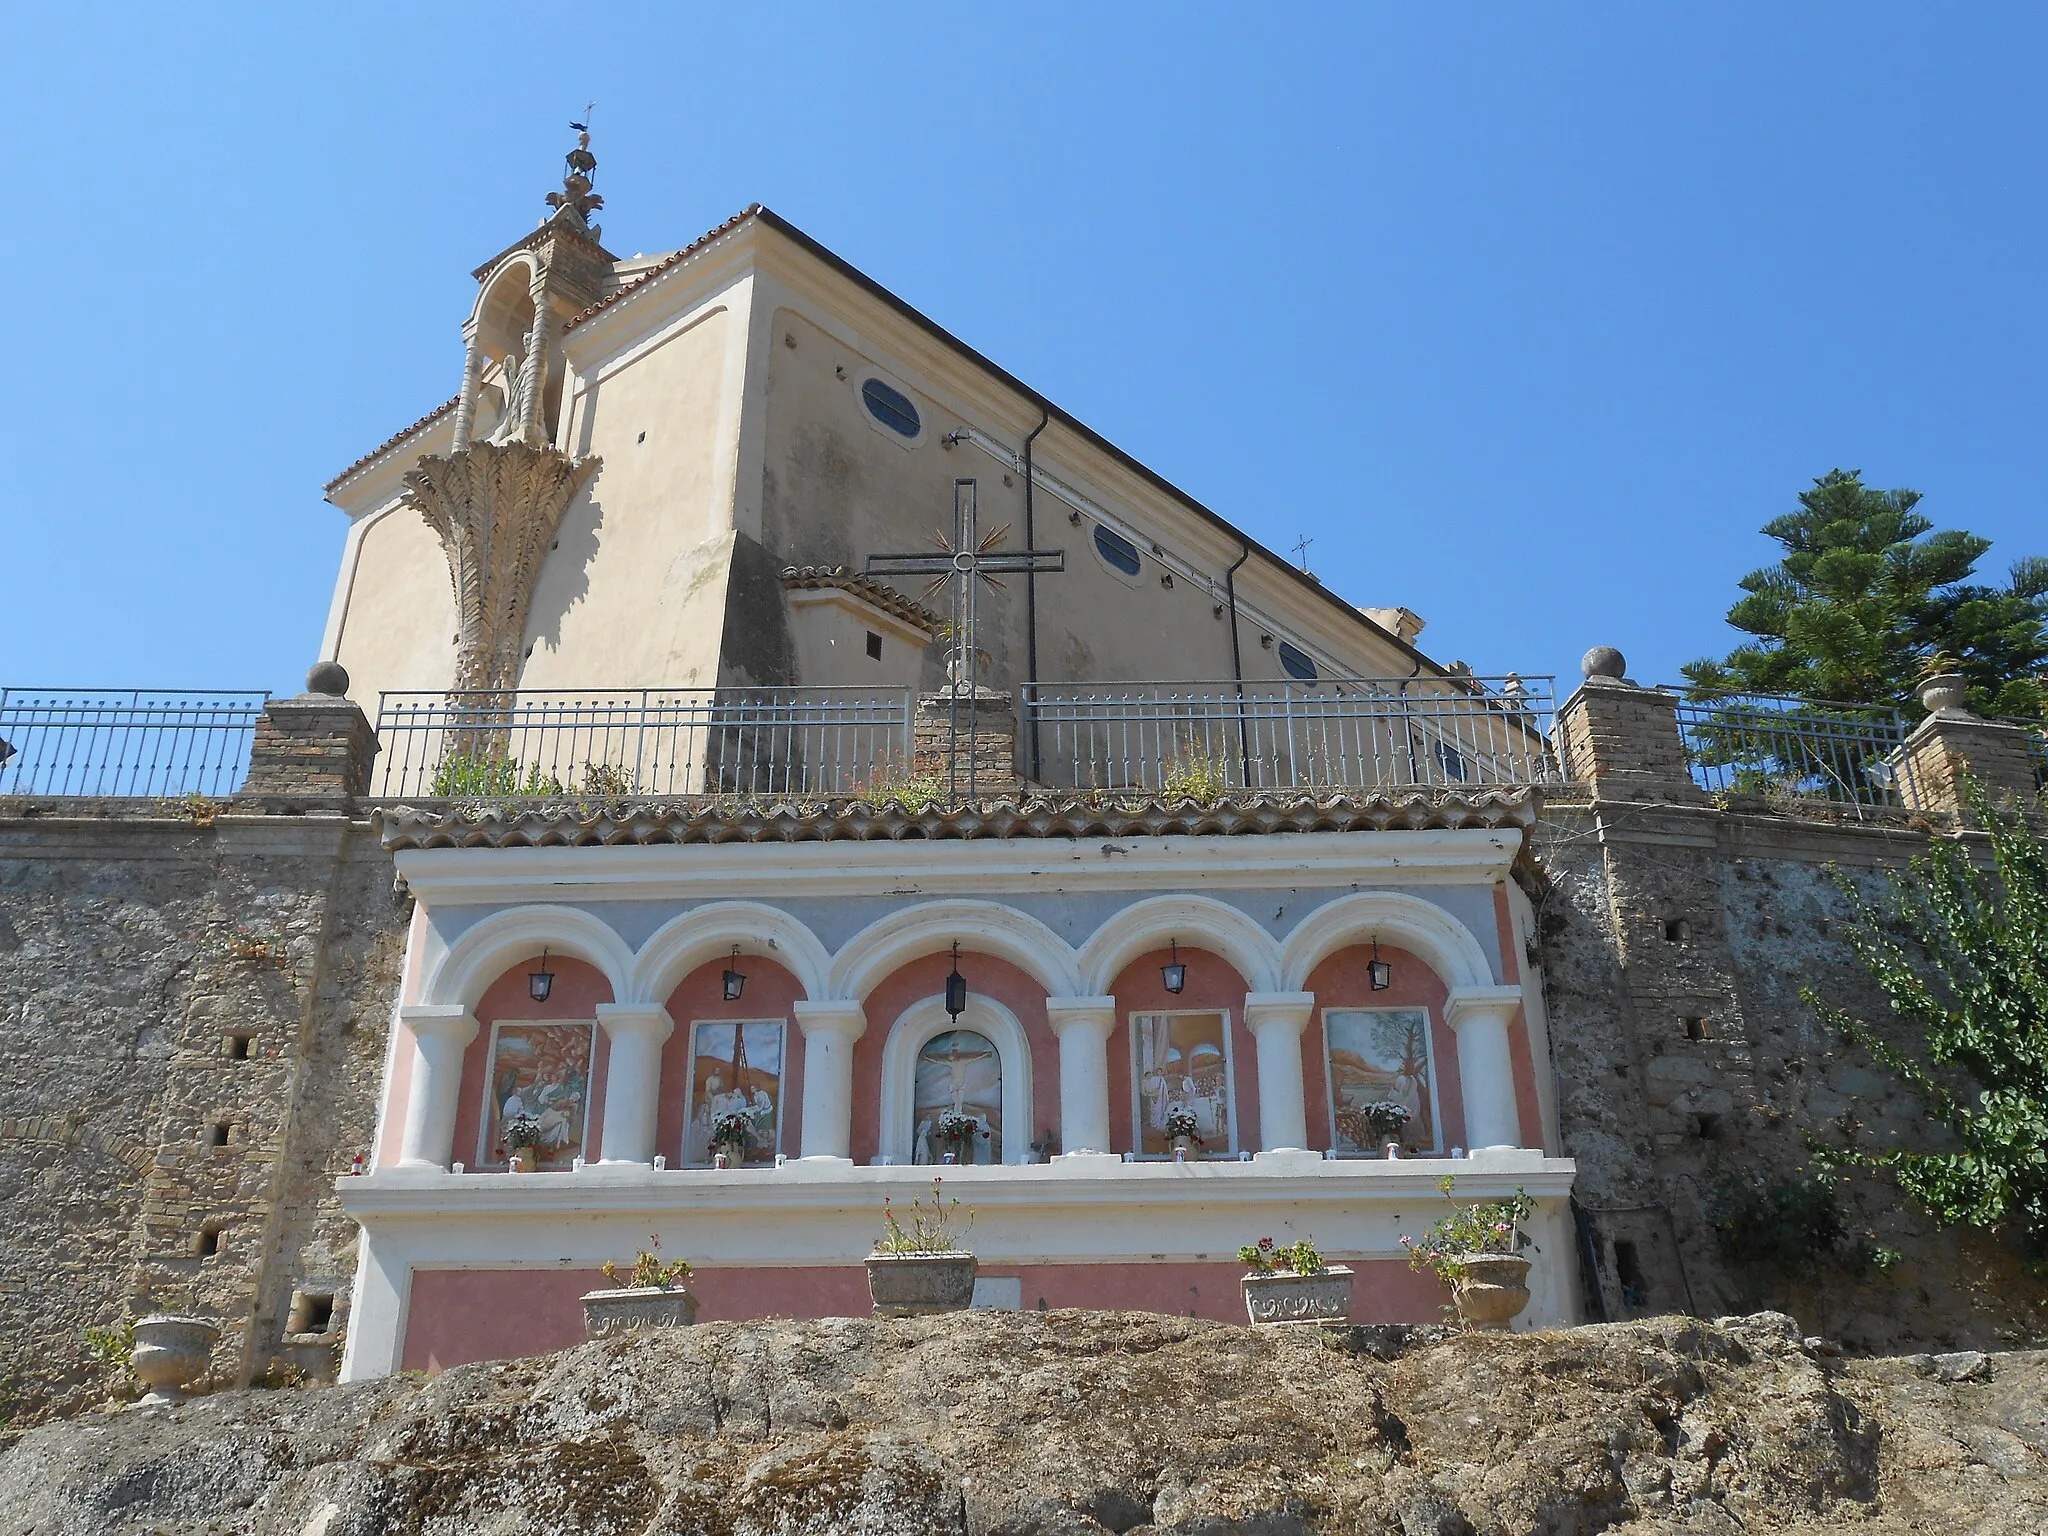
[
  {"left": 305, "top": 660, "right": 352, "bottom": 697},
  {"left": 1581, "top": 646, "right": 1627, "bottom": 682},
  {"left": 130, "top": 1315, "right": 220, "bottom": 1406}
]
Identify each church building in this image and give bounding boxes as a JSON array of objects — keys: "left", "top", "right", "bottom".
[{"left": 326, "top": 134, "right": 1577, "bottom": 1379}]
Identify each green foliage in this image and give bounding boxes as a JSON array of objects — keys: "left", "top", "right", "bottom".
[
  {"left": 1238, "top": 1235, "right": 1325, "bottom": 1275},
  {"left": 860, "top": 762, "right": 949, "bottom": 812},
  {"left": 1808, "top": 776, "right": 2048, "bottom": 1252},
  {"left": 1160, "top": 749, "right": 1233, "bottom": 805},
  {"left": 82, "top": 1320, "right": 134, "bottom": 1370},
  {"left": 602, "top": 1249, "right": 694, "bottom": 1290},
  {"left": 1683, "top": 469, "right": 2048, "bottom": 722},
  {"left": 873, "top": 1177, "right": 974, "bottom": 1255},
  {"left": 577, "top": 761, "right": 638, "bottom": 799},
  {"left": 1702, "top": 1168, "right": 1902, "bottom": 1281},
  {"left": 429, "top": 752, "right": 564, "bottom": 798},
  {"left": 1401, "top": 1176, "right": 1534, "bottom": 1284}
]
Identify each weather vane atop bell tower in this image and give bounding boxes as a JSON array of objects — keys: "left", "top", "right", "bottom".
[{"left": 545, "top": 105, "right": 603, "bottom": 241}]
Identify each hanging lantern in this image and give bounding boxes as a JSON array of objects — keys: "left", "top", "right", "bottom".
[
  {"left": 722, "top": 945, "right": 747, "bottom": 1001},
  {"left": 1368, "top": 937, "right": 1391, "bottom": 991},
  {"left": 944, "top": 941, "right": 968, "bottom": 1019},
  {"left": 1161, "top": 938, "right": 1188, "bottom": 995},
  {"left": 528, "top": 948, "right": 555, "bottom": 1003}
]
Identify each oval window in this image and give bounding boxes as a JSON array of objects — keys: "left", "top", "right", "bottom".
[
  {"left": 860, "top": 377, "right": 921, "bottom": 438},
  {"left": 1277, "top": 642, "right": 1319, "bottom": 682},
  {"left": 1093, "top": 525, "right": 1141, "bottom": 576}
]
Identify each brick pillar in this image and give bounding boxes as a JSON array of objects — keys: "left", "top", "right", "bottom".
[
  {"left": 239, "top": 663, "right": 379, "bottom": 812},
  {"left": 1552, "top": 646, "right": 1708, "bottom": 804},
  {"left": 1894, "top": 672, "right": 2043, "bottom": 819},
  {"left": 912, "top": 687, "right": 1019, "bottom": 797}
]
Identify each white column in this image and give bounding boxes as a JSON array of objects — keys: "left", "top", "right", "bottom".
[
  {"left": 1045, "top": 996, "right": 1117, "bottom": 1156},
  {"left": 1447, "top": 986, "right": 1526, "bottom": 1150},
  {"left": 518, "top": 278, "right": 552, "bottom": 446},
  {"left": 595, "top": 1003, "right": 675, "bottom": 1165},
  {"left": 449, "top": 325, "right": 484, "bottom": 453},
  {"left": 794, "top": 1001, "right": 867, "bottom": 1162},
  {"left": 397, "top": 1005, "right": 479, "bottom": 1168},
  {"left": 1243, "top": 992, "right": 1316, "bottom": 1153}
]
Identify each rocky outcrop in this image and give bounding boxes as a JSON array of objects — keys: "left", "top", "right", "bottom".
[{"left": 1, "top": 1310, "right": 2043, "bottom": 1534}]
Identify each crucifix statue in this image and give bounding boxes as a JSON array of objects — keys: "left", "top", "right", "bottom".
[{"left": 867, "top": 478, "right": 1064, "bottom": 799}]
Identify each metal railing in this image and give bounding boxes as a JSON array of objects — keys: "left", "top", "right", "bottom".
[
  {"left": 373, "top": 687, "right": 915, "bottom": 800},
  {"left": 1020, "top": 676, "right": 1560, "bottom": 794},
  {"left": 1671, "top": 690, "right": 1919, "bottom": 814},
  {"left": 2002, "top": 717, "right": 2048, "bottom": 792},
  {"left": 0, "top": 688, "right": 270, "bottom": 798}
]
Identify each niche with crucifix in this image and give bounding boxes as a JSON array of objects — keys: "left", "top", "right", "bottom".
[{"left": 912, "top": 1029, "right": 1003, "bottom": 1165}]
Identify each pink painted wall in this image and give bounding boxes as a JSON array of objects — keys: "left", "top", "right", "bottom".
[
  {"left": 448, "top": 955, "right": 616, "bottom": 1169},
  {"left": 657, "top": 957, "right": 807, "bottom": 1165},
  {"left": 849, "top": 951, "right": 1055, "bottom": 1164},
  {"left": 1106, "top": 948, "right": 1260, "bottom": 1155},
  {"left": 400, "top": 1257, "right": 1449, "bottom": 1371},
  {"left": 1303, "top": 945, "right": 1463, "bottom": 1152}
]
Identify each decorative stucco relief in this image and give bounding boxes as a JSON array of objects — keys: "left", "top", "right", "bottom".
[{"left": 402, "top": 442, "right": 600, "bottom": 695}]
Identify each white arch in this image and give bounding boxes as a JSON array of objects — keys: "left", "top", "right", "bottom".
[
  {"left": 1278, "top": 890, "right": 1497, "bottom": 992},
  {"left": 630, "top": 901, "right": 832, "bottom": 1005},
  {"left": 425, "top": 904, "right": 636, "bottom": 1010},
  {"left": 827, "top": 899, "right": 1080, "bottom": 1002},
  {"left": 1076, "top": 894, "right": 1283, "bottom": 996},
  {"left": 877, "top": 993, "right": 1036, "bottom": 1166},
  {"left": 468, "top": 251, "right": 541, "bottom": 333}
]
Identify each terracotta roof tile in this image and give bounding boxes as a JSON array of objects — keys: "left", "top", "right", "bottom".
[
  {"left": 323, "top": 397, "right": 458, "bottom": 495},
  {"left": 564, "top": 204, "right": 764, "bottom": 331},
  {"left": 780, "top": 565, "right": 942, "bottom": 633},
  {"left": 373, "top": 787, "right": 1540, "bottom": 850}
]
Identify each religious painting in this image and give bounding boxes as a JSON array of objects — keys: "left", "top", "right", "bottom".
[
  {"left": 1324, "top": 1007, "right": 1440, "bottom": 1154},
  {"left": 912, "top": 1029, "right": 1003, "bottom": 1165},
  {"left": 1132, "top": 1011, "right": 1236, "bottom": 1157},
  {"left": 480, "top": 1019, "right": 595, "bottom": 1170},
  {"left": 683, "top": 1020, "right": 786, "bottom": 1166}
]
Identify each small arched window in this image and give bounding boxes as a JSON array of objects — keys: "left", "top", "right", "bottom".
[
  {"left": 1277, "top": 642, "right": 1319, "bottom": 682},
  {"left": 861, "top": 377, "right": 921, "bottom": 438},
  {"left": 1093, "top": 526, "right": 1142, "bottom": 576}
]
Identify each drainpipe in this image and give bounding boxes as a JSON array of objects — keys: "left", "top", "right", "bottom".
[
  {"left": 1022, "top": 404, "right": 1050, "bottom": 784},
  {"left": 1224, "top": 542, "right": 1250, "bottom": 786}
]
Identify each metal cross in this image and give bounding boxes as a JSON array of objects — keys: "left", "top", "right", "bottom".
[
  {"left": 1292, "top": 534, "right": 1314, "bottom": 572},
  {"left": 867, "top": 478, "right": 1064, "bottom": 798}
]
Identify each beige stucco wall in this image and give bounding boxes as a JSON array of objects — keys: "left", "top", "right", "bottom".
[
  {"left": 331, "top": 504, "right": 458, "bottom": 720},
  {"left": 519, "top": 305, "right": 739, "bottom": 691}
]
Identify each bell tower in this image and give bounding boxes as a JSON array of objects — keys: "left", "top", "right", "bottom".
[{"left": 399, "top": 128, "right": 612, "bottom": 697}]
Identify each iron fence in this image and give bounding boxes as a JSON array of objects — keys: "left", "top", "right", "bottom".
[
  {"left": 373, "top": 687, "right": 915, "bottom": 800},
  {"left": 0, "top": 688, "right": 270, "bottom": 798},
  {"left": 1020, "top": 676, "right": 1560, "bottom": 794},
  {"left": 1670, "top": 690, "right": 1919, "bottom": 814},
  {"left": 2002, "top": 717, "right": 2048, "bottom": 792}
]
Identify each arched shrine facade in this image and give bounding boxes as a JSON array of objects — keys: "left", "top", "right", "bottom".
[{"left": 341, "top": 827, "right": 1579, "bottom": 1378}]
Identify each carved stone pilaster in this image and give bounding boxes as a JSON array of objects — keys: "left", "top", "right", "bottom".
[{"left": 402, "top": 442, "right": 600, "bottom": 695}]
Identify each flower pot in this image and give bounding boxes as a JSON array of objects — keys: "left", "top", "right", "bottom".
[
  {"left": 131, "top": 1315, "right": 219, "bottom": 1406},
  {"left": 1451, "top": 1253, "right": 1531, "bottom": 1330},
  {"left": 510, "top": 1145, "right": 541, "bottom": 1173},
  {"left": 1170, "top": 1135, "right": 1198, "bottom": 1161},
  {"left": 580, "top": 1286, "right": 699, "bottom": 1339},
  {"left": 866, "top": 1251, "right": 977, "bottom": 1317},
  {"left": 1241, "top": 1266, "right": 1353, "bottom": 1326},
  {"left": 1918, "top": 672, "right": 1968, "bottom": 715}
]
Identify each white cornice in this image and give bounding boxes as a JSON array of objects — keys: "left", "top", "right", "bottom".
[{"left": 392, "top": 827, "right": 1518, "bottom": 906}]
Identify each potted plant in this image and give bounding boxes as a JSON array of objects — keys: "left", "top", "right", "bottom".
[
  {"left": 1362, "top": 1100, "right": 1412, "bottom": 1154},
  {"left": 1238, "top": 1236, "right": 1353, "bottom": 1325},
  {"left": 866, "top": 1177, "right": 977, "bottom": 1316},
  {"left": 580, "top": 1240, "right": 698, "bottom": 1338},
  {"left": 709, "top": 1107, "right": 755, "bottom": 1168},
  {"left": 1164, "top": 1107, "right": 1205, "bottom": 1160},
  {"left": 1401, "top": 1175, "right": 1536, "bottom": 1330},
  {"left": 931, "top": 1110, "right": 987, "bottom": 1165},
  {"left": 130, "top": 1314, "right": 220, "bottom": 1406},
  {"left": 501, "top": 1111, "right": 544, "bottom": 1172}
]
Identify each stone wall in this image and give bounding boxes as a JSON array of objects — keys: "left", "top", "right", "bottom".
[
  {"left": 1530, "top": 794, "right": 2048, "bottom": 1354},
  {"left": 0, "top": 804, "right": 406, "bottom": 1423}
]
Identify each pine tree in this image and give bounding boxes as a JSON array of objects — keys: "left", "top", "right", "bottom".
[{"left": 1683, "top": 469, "right": 2048, "bottom": 722}]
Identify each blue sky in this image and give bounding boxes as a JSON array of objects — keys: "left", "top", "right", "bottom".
[{"left": 4, "top": 5, "right": 2043, "bottom": 698}]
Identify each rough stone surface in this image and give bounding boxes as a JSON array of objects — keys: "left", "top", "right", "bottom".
[
  {"left": 1, "top": 1310, "right": 2044, "bottom": 1534},
  {"left": 0, "top": 810, "right": 408, "bottom": 1423},
  {"left": 1530, "top": 800, "right": 2048, "bottom": 1353}
]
